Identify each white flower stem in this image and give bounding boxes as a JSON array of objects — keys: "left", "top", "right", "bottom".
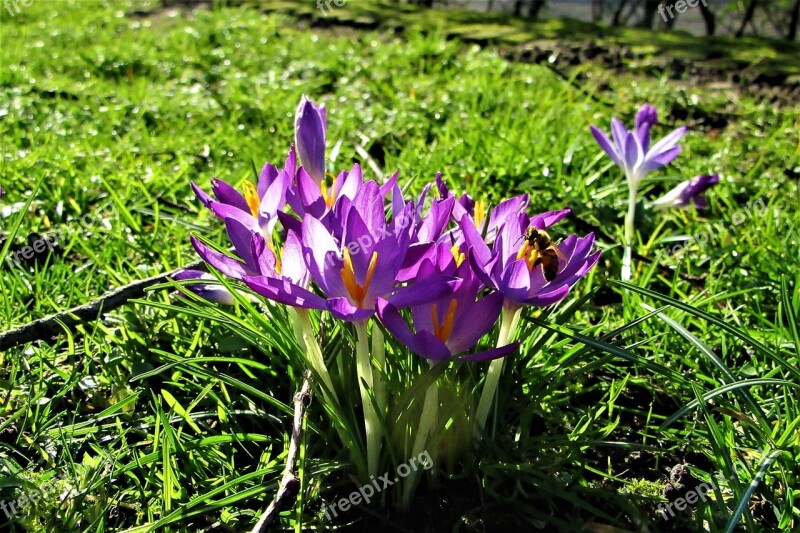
[
  {"left": 474, "top": 305, "right": 521, "bottom": 437},
  {"left": 622, "top": 185, "right": 637, "bottom": 282},
  {"left": 402, "top": 364, "right": 439, "bottom": 508},
  {"left": 294, "top": 309, "right": 336, "bottom": 402},
  {"left": 355, "top": 319, "right": 381, "bottom": 478}
]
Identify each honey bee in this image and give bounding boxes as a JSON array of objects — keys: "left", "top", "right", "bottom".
[{"left": 519, "top": 227, "right": 566, "bottom": 282}]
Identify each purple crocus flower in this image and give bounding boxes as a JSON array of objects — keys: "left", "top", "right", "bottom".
[
  {"left": 377, "top": 243, "right": 518, "bottom": 362},
  {"left": 173, "top": 269, "right": 236, "bottom": 305},
  {"left": 295, "top": 96, "right": 327, "bottom": 185},
  {"left": 191, "top": 217, "right": 308, "bottom": 289},
  {"left": 590, "top": 104, "right": 686, "bottom": 191},
  {"left": 650, "top": 174, "right": 720, "bottom": 210},
  {"left": 244, "top": 180, "right": 451, "bottom": 322},
  {"left": 434, "top": 173, "right": 528, "bottom": 245},
  {"left": 191, "top": 148, "right": 294, "bottom": 238},
  {"left": 462, "top": 208, "right": 601, "bottom": 309}
]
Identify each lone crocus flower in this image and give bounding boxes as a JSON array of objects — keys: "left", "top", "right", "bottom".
[
  {"left": 590, "top": 104, "right": 686, "bottom": 280},
  {"left": 590, "top": 104, "right": 686, "bottom": 191},
  {"left": 295, "top": 96, "right": 327, "bottom": 185},
  {"left": 650, "top": 174, "right": 720, "bottom": 210}
]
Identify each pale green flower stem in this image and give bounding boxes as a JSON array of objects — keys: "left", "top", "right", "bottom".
[
  {"left": 293, "top": 309, "right": 336, "bottom": 403},
  {"left": 474, "top": 304, "right": 522, "bottom": 436},
  {"left": 402, "top": 362, "right": 439, "bottom": 508},
  {"left": 355, "top": 319, "right": 382, "bottom": 478},
  {"left": 622, "top": 184, "right": 637, "bottom": 282}
]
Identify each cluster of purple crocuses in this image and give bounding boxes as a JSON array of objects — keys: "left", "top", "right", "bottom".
[
  {"left": 180, "top": 97, "right": 717, "bottom": 496},
  {"left": 181, "top": 97, "right": 602, "bottom": 487},
  {"left": 185, "top": 96, "right": 601, "bottom": 364}
]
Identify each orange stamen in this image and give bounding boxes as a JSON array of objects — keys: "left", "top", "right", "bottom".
[
  {"left": 430, "top": 299, "right": 458, "bottom": 343},
  {"left": 340, "top": 249, "right": 379, "bottom": 306},
  {"left": 242, "top": 181, "right": 260, "bottom": 218}
]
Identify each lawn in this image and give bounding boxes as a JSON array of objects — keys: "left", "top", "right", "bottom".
[{"left": 1, "top": 0, "right": 799, "bottom": 531}]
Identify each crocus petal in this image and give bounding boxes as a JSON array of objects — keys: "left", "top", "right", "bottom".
[
  {"left": 295, "top": 96, "right": 326, "bottom": 184},
  {"left": 191, "top": 236, "right": 253, "bottom": 280},
  {"left": 623, "top": 131, "right": 644, "bottom": 176},
  {"left": 281, "top": 230, "right": 309, "bottom": 286},
  {"left": 417, "top": 197, "right": 454, "bottom": 243},
  {"left": 338, "top": 164, "right": 363, "bottom": 202},
  {"left": 327, "top": 297, "right": 375, "bottom": 322},
  {"left": 191, "top": 182, "right": 213, "bottom": 208},
  {"left": 377, "top": 298, "right": 453, "bottom": 360},
  {"left": 522, "top": 284, "right": 572, "bottom": 306},
  {"left": 243, "top": 275, "right": 327, "bottom": 310},
  {"left": 447, "top": 292, "right": 505, "bottom": 354},
  {"left": 277, "top": 211, "right": 302, "bottom": 237},
  {"left": 379, "top": 170, "right": 399, "bottom": 199},
  {"left": 225, "top": 217, "right": 258, "bottom": 268},
  {"left": 296, "top": 167, "right": 325, "bottom": 218},
  {"left": 649, "top": 126, "right": 687, "bottom": 158},
  {"left": 387, "top": 276, "right": 453, "bottom": 308},
  {"left": 499, "top": 260, "right": 533, "bottom": 302},
  {"left": 376, "top": 298, "right": 418, "bottom": 347},
  {"left": 530, "top": 208, "right": 571, "bottom": 230},
  {"left": 351, "top": 180, "right": 384, "bottom": 242},
  {"left": 651, "top": 174, "right": 719, "bottom": 210},
  {"left": 458, "top": 342, "right": 519, "bottom": 363},
  {"left": 257, "top": 162, "right": 279, "bottom": 199},
  {"left": 301, "top": 215, "right": 347, "bottom": 298},
  {"left": 635, "top": 104, "right": 658, "bottom": 131},
  {"left": 211, "top": 178, "right": 249, "bottom": 212},
  {"left": 610, "top": 118, "right": 629, "bottom": 154},
  {"left": 590, "top": 125, "right": 621, "bottom": 167},
  {"left": 259, "top": 169, "right": 290, "bottom": 217},
  {"left": 642, "top": 146, "right": 682, "bottom": 173},
  {"left": 459, "top": 214, "right": 492, "bottom": 268},
  {"left": 208, "top": 201, "right": 258, "bottom": 229}
]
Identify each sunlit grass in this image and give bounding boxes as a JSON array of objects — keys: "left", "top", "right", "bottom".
[{"left": 0, "top": 0, "right": 798, "bottom": 531}]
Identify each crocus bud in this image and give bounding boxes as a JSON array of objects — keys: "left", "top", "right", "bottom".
[{"left": 294, "top": 96, "right": 327, "bottom": 185}]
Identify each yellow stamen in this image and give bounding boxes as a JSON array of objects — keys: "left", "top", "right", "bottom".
[
  {"left": 450, "top": 244, "right": 466, "bottom": 267},
  {"left": 268, "top": 241, "right": 282, "bottom": 275},
  {"left": 526, "top": 248, "right": 539, "bottom": 271},
  {"left": 430, "top": 299, "right": 458, "bottom": 343},
  {"left": 516, "top": 243, "right": 528, "bottom": 261},
  {"left": 516, "top": 242, "right": 539, "bottom": 271},
  {"left": 474, "top": 200, "right": 487, "bottom": 229},
  {"left": 242, "top": 181, "right": 260, "bottom": 218},
  {"left": 320, "top": 176, "right": 338, "bottom": 210},
  {"left": 340, "top": 249, "right": 379, "bottom": 306}
]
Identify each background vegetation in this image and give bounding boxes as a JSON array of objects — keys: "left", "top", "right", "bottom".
[{"left": 0, "top": 0, "right": 798, "bottom": 531}]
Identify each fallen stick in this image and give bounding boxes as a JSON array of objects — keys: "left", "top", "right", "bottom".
[
  {"left": 0, "top": 259, "right": 203, "bottom": 352},
  {"left": 250, "top": 372, "right": 313, "bottom": 532}
]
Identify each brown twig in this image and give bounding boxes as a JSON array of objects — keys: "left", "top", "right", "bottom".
[
  {"left": 0, "top": 260, "right": 203, "bottom": 352},
  {"left": 250, "top": 371, "right": 313, "bottom": 532}
]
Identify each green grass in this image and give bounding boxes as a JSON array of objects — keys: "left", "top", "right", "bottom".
[{"left": 1, "top": 0, "right": 799, "bottom": 531}]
